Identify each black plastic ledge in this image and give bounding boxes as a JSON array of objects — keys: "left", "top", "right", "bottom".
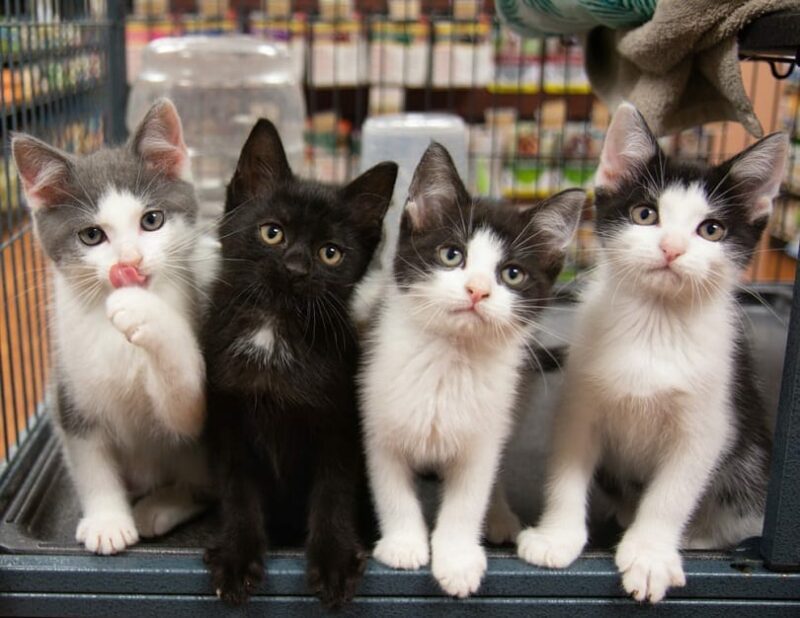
[{"left": 739, "top": 10, "right": 800, "bottom": 60}]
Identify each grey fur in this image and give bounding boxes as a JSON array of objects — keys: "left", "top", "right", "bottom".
[{"left": 14, "top": 135, "right": 197, "bottom": 269}]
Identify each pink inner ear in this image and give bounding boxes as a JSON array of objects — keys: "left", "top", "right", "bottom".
[{"left": 138, "top": 103, "right": 189, "bottom": 179}]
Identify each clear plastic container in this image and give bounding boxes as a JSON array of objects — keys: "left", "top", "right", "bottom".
[
  {"left": 127, "top": 35, "right": 306, "bottom": 216},
  {"left": 360, "top": 113, "right": 468, "bottom": 266}
]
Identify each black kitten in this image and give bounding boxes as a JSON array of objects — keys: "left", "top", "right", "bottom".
[{"left": 203, "top": 119, "right": 397, "bottom": 608}]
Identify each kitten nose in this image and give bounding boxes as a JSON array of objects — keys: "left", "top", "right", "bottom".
[
  {"left": 465, "top": 278, "right": 491, "bottom": 304},
  {"left": 660, "top": 240, "right": 685, "bottom": 264},
  {"left": 118, "top": 250, "right": 142, "bottom": 266},
  {"left": 284, "top": 257, "right": 309, "bottom": 278}
]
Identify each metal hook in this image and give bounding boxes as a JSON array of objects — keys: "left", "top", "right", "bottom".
[{"left": 769, "top": 59, "right": 797, "bottom": 80}]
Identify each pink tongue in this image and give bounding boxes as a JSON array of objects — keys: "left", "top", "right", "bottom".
[{"left": 110, "top": 264, "right": 147, "bottom": 289}]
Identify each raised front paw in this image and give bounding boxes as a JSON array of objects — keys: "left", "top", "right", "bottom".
[
  {"left": 615, "top": 532, "right": 686, "bottom": 603},
  {"left": 204, "top": 546, "right": 264, "bottom": 605},
  {"left": 373, "top": 532, "right": 430, "bottom": 570},
  {"left": 106, "top": 287, "right": 162, "bottom": 348},
  {"left": 431, "top": 539, "right": 487, "bottom": 598},
  {"left": 76, "top": 512, "right": 139, "bottom": 555},
  {"left": 517, "top": 525, "right": 586, "bottom": 568},
  {"left": 307, "top": 540, "right": 367, "bottom": 609}
]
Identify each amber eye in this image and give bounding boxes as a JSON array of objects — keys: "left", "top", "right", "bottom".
[
  {"left": 319, "top": 244, "right": 344, "bottom": 266},
  {"left": 141, "top": 210, "right": 165, "bottom": 231},
  {"left": 501, "top": 264, "right": 527, "bottom": 288},
  {"left": 630, "top": 205, "right": 659, "bottom": 226},
  {"left": 697, "top": 219, "right": 726, "bottom": 242},
  {"left": 438, "top": 245, "right": 464, "bottom": 268},
  {"left": 260, "top": 223, "right": 284, "bottom": 245},
  {"left": 78, "top": 227, "right": 105, "bottom": 246}
]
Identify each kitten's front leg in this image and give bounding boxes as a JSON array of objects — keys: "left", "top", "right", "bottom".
[
  {"left": 367, "top": 444, "right": 429, "bottom": 570},
  {"left": 204, "top": 465, "right": 266, "bottom": 605},
  {"left": 106, "top": 287, "right": 205, "bottom": 438},
  {"left": 204, "top": 395, "right": 267, "bottom": 605},
  {"left": 615, "top": 412, "right": 728, "bottom": 603},
  {"left": 306, "top": 423, "right": 367, "bottom": 609},
  {"left": 517, "top": 387, "right": 599, "bottom": 569},
  {"left": 430, "top": 440, "right": 501, "bottom": 598},
  {"left": 62, "top": 432, "right": 138, "bottom": 554}
]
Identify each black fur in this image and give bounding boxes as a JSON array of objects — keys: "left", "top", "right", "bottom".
[{"left": 203, "top": 119, "right": 396, "bottom": 607}]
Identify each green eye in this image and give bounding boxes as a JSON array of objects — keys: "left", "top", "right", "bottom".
[
  {"left": 501, "top": 264, "right": 527, "bottom": 287},
  {"left": 78, "top": 227, "right": 105, "bottom": 246},
  {"left": 697, "top": 219, "right": 726, "bottom": 242},
  {"left": 141, "top": 210, "right": 165, "bottom": 231},
  {"left": 319, "top": 244, "right": 344, "bottom": 266},
  {"left": 630, "top": 205, "right": 659, "bottom": 226},
  {"left": 260, "top": 223, "right": 284, "bottom": 245},
  {"left": 438, "top": 245, "right": 464, "bottom": 268}
]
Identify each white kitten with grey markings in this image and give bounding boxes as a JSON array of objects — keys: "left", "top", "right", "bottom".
[
  {"left": 360, "top": 143, "right": 584, "bottom": 597},
  {"left": 518, "top": 103, "right": 784, "bottom": 602},
  {"left": 12, "top": 99, "right": 217, "bottom": 554}
]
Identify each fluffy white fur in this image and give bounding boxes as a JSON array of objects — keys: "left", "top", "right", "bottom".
[
  {"left": 361, "top": 229, "right": 529, "bottom": 598},
  {"left": 49, "top": 187, "right": 216, "bottom": 554},
  {"left": 518, "top": 180, "right": 772, "bottom": 602}
]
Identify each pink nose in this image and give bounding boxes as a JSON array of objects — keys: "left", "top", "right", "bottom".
[
  {"left": 466, "top": 284, "right": 490, "bottom": 305},
  {"left": 660, "top": 242, "right": 684, "bottom": 264}
]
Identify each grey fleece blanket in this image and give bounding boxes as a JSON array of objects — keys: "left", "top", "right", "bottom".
[{"left": 585, "top": 0, "right": 799, "bottom": 137}]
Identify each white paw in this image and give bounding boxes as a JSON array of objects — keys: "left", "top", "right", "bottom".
[
  {"left": 373, "top": 533, "right": 430, "bottom": 570},
  {"left": 76, "top": 513, "right": 139, "bottom": 555},
  {"left": 106, "top": 287, "right": 160, "bottom": 347},
  {"left": 517, "top": 526, "right": 586, "bottom": 568},
  {"left": 133, "top": 489, "right": 205, "bottom": 538},
  {"left": 485, "top": 507, "right": 521, "bottom": 545},
  {"left": 615, "top": 533, "right": 686, "bottom": 603},
  {"left": 431, "top": 541, "right": 487, "bottom": 598}
]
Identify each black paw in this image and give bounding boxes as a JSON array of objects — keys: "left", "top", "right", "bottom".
[
  {"left": 204, "top": 546, "right": 264, "bottom": 605},
  {"left": 307, "top": 541, "right": 367, "bottom": 610}
]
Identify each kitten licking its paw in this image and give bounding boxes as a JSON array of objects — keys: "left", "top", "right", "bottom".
[
  {"left": 360, "top": 142, "right": 585, "bottom": 598},
  {"left": 518, "top": 103, "right": 785, "bottom": 603},
  {"left": 12, "top": 99, "right": 215, "bottom": 554}
]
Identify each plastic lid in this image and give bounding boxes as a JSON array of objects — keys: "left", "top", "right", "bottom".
[
  {"left": 362, "top": 113, "right": 467, "bottom": 135},
  {"left": 136, "top": 35, "right": 298, "bottom": 87}
]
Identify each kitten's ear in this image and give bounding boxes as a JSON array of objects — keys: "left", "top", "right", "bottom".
[
  {"left": 519, "top": 189, "right": 585, "bottom": 252},
  {"left": 11, "top": 133, "right": 73, "bottom": 211},
  {"left": 229, "top": 118, "right": 292, "bottom": 205},
  {"left": 722, "top": 132, "right": 788, "bottom": 222},
  {"left": 595, "top": 102, "right": 659, "bottom": 190},
  {"left": 343, "top": 161, "right": 398, "bottom": 233},
  {"left": 130, "top": 98, "right": 190, "bottom": 181},
  {"left": 404, "top": 142, "right": 469, "bottom": 230}
]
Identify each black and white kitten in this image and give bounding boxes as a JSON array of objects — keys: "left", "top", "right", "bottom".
[
  {"left": 12, "top": 100, "right": 215, "bottom": 554},
  {"left": 360, "top": 143, "right": 585, "bottom": 597},
  {"left": 202, "top": 119, "right": 397, "bottom": 607},
  {"left": 518, "top": 103, "right": 786, "bottom": 603}
]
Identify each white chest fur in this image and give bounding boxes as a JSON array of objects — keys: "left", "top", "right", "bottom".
[
  {"left": 568, "top": 275, "right": 736, "bottom": 474},
  {"left": 361, "top": 292, "right": 524, "bottom": 468},
  {"left": 52, "top": 273, "right": 189, "bottom": 444}
]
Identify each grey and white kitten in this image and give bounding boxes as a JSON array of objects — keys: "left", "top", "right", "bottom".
[
  {"left": 518, "top": 103, "right": 786, "bottom": 603},
  {"left": 12, "top": 99, "right": 217, "bottom": 554}
]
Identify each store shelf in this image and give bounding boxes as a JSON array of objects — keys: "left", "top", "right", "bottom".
[{"left": 1, "top": 81, "right": 106, "bottom": 127}]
